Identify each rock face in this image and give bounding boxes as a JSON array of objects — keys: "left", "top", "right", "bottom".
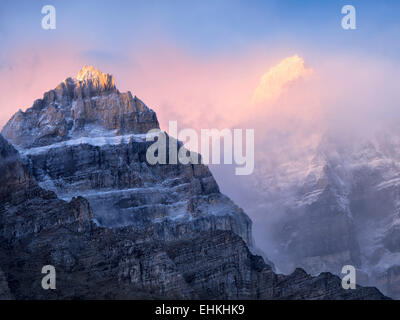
[
  {"left": 0, "top": 67, "right": 388, "bottom": 299},
  {"left": 253, "top": 131, "right": 400, "bottom": 299}
]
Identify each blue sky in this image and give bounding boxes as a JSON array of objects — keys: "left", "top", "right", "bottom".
[{"left": 1, "top": 0, "right": 399, "bottom": 63}]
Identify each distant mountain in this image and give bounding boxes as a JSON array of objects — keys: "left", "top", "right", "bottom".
[
  {"left": 253, "top": 129, "right": 400, "bottom": 299},
  {"left": 0, "top": 66, "right": 387, "bottom": 299}
]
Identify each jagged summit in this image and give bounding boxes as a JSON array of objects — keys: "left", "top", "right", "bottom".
[
  {"left": 2, "top": 66, "right": 159, "bottom": 148},
  {"left": 75, "top": 65, "right": 116, "bottom": 91},
  {"left": 76, "top": 65, "right": 107, "bottom": 81}
]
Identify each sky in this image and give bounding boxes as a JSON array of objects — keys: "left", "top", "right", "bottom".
[{"left": 1, "top": 0, "right": 400, "bottom": 253}]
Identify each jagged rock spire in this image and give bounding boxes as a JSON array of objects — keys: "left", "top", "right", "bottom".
[{"left": 75, "top": 65, "right": 116, "bottom": 91}]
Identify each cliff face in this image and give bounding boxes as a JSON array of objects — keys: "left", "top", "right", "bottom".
[{"left": 0, "top": 67, "right": 388, "bottom": 299}]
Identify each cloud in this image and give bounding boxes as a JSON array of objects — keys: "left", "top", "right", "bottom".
[{"left": 252, "top": 55, "right": 313, "bottom": 105}]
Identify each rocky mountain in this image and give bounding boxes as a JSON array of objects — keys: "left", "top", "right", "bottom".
[
  {"left": 252, "top": 130, "right": 400, "bottom": 299},
  {"left": 2, "top": 66, "right": 252, "bottom": 242},
  {"left": 0, "top": 66, "right": 387, "bottom": 299}
]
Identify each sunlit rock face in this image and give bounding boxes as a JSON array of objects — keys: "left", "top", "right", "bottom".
[{"left": 76, "top": 65, "right": 116, "bottom": 89}]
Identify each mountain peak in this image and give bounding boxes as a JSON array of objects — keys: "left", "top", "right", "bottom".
[
  {"left": 76, "top": 65, "right": 105, "bottom": 80},
  {"left": 1, "top": 66, "right": 159, "bottom": 148},
  {"left": 75, "top": 65, "right": 115, "bottom": 90}
]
